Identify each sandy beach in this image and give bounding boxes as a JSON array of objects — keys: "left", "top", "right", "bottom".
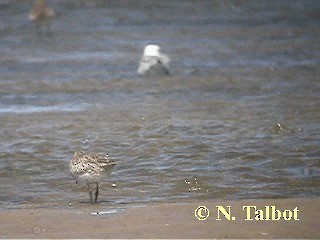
[{"left": 0, "top": 198, "right": 319, "bottom": 239}]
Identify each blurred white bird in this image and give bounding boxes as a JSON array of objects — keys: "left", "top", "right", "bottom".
[{"left": 137, "top": 45, "right": 170, "bottom": 76}]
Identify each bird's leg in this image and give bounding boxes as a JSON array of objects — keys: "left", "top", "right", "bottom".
[
  {"left": 94, "top": 183, "right": 99, "bottom": 203},
  {"left": 44, "top": 20, "right": 53, "bottom": 35},
  {"left": 36, "top": 23, "right": 41, "bottom": 35},
  {"left": 87, "top": 184, "right": 94, "bottom": 204}
]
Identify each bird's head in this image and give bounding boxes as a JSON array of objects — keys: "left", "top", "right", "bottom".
[
  {"left": 73, "top": 151, "right": 85, "bottom": 158},
  {"left": 143, "top": 44, "right": 161, "bottom": 57}
]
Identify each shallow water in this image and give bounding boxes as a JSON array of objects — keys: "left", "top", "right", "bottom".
[{"left": 0, "top": 0, "right": 319, "bottom": 209}]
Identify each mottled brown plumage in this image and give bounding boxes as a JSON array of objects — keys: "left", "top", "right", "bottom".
[
  {"left": 28, "top": 0, "right": 54, "bottom": 33},
  {"left": 69, "top": 151, "right": 116, "bottom": 203}
]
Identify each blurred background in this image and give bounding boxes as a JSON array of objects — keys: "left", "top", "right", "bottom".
[{"left": 0, "top": 0, "right": 319, "bottom": 210}]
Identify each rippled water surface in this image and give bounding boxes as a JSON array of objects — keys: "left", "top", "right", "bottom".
[{"left": 0, "top": 0, "right": 319, "bottom": 209}]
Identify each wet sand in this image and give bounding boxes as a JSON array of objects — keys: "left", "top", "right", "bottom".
[{"left": 0, "top": 198, "right": 319, "bottom": 239}]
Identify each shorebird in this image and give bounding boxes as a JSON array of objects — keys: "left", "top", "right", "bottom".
[
  {"left": 69, "top": 151, "right": 116, "bottom": 204},
  {"left": 28, "top": 0, "right": 55, "bottom": 33},
  {"left": 137, "top": 44, "right": 170, "bottom": 76}
]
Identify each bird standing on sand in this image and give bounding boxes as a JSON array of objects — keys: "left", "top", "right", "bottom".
[
  {"left": 28, "top": 0, "right": 55, "bottom": 33},
  {"left": 69, "top": 151, "right": 116, "bottom": 204},
  {"left": 137, "top": 45, "right": 170, "bottom": 76}
]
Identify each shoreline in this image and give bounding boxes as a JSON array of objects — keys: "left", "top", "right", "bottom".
[{"left": 0, "top": 198, "right": 319, "bottom": 238}]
